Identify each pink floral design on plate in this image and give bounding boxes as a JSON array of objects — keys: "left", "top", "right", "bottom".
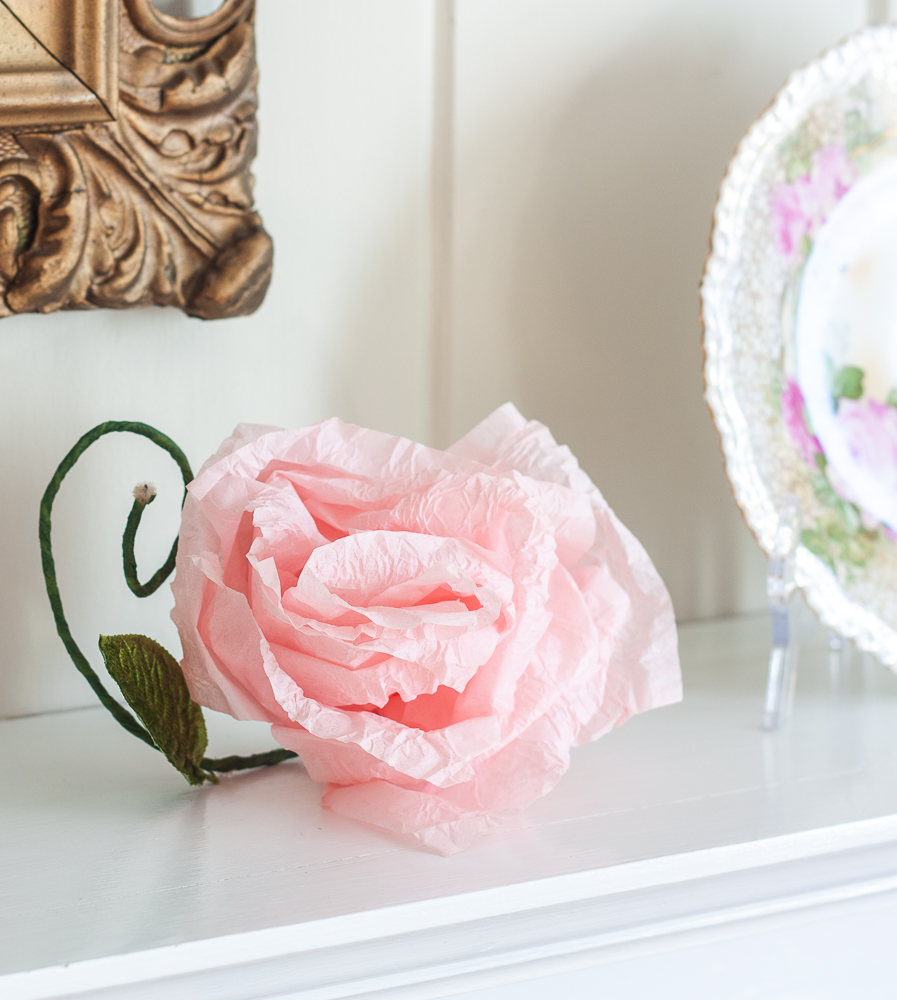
[
  {"left": 838, "top": 397, "right": 897, "bottom": 509},
  {"left": 771, "top": 144, "right": 858, "bottom": 257},
  {"left": 781, "top": 378, "right": 822, "bottom": 466}
]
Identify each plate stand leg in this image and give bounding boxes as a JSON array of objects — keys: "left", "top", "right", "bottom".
[
  {"left": 763, "top": 599, "right": 799, "bottom": 730},
  {"left": 762, "top": 496, "right": 800, "bottom": 731},
  {"left": 828, "top": 633, "right": 844, "bottom": 696}
]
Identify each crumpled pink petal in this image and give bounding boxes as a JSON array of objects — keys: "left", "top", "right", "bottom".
[{"left": 171, "top": 403, "right": 681, "bottom": 854}]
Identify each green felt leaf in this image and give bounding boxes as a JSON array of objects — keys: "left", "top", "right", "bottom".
[
  {"left": 832, "top": 365, "right": 864, "bottom": 402},
  {"left": 99, "top": 634, "right": 211, "bottom": 786}
]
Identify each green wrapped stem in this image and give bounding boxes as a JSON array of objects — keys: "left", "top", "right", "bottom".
[
  {"left": 123, "top": 495, "right": 180, "bottom": 599},
  {"left": 39, "top": 422, "right": 190, "bottom": 748},
  {"left": 204, "top": 749, "right": 298, "bottom": 772},
  {"left": 39, "top": 421, "right": 297, "bottom": 776}
]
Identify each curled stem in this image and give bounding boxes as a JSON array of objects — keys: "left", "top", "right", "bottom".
[
  {"left": 39, "top": 421, "right": 297, "bottom": 775},
  {"left": 123, "top": 493, "right": 180, "bottom": 599}
]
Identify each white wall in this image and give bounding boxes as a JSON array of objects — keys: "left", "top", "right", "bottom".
[
  {"left": 0, "top": 0, "right": 869, "bottom": 719},
  {"left": 0, "top": 1, "right": 436, "bottom": 718},
  {"left": 447, "top": 0, "right": 867, "bottom": 621}
]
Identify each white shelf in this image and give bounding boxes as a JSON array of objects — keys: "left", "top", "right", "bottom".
[{"left": 4, "top": 613, "right": 897, "bottom": 999}]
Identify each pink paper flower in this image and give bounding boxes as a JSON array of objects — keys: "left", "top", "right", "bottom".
[
  {"left": 772, "top": 144, "right": 857, "bottom": 257},
  {"left": 781, "top": 379, "right": 823, "bottom": 467},
  {"left": 838, "top": 397, "right": 897, "bottom": 508},
  {"left": 171, "top": 405, "right": 680, "bottom": 854}
]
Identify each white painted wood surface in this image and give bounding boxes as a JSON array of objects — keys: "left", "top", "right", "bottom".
[
  {"left": 0, "top": 1, "right": 875, "bottom": 722},
  {"left": 4, "top": 613, "right": 897, "bottom": 999}
]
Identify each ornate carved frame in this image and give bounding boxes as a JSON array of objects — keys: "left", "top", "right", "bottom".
[{"left": 0, "top": 0, "right": 272, "bottom": 320}]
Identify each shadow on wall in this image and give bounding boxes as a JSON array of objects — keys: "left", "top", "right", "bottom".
[{"left": 506, "top": 32, "right": 769, "bottom": 622}]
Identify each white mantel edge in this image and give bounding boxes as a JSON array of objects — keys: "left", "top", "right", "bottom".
[{"left": 6, "top": 813, "right": 897, "bottom": 1000}]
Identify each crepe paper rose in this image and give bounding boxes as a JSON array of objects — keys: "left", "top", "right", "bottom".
[
  {"left": 171, "top": 404, "right": 681, "bottom": 854},
  {"left": 781, "top": 379, "right": 823, "bottom": 467},
  {"left": 772, "top": 144, "right": 857, "bottom": 258}
]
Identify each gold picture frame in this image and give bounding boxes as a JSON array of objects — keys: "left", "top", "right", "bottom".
[
  {"left": 0, "top": 0, "right": 272, "bottom": 320},
  {"left": 0, "top": 0, "right": 119, "bottom": 127}
]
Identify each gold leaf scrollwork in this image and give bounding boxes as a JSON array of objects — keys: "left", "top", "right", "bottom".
[{"left": 0, "top": 0, "right": 272, "bottom": 321}]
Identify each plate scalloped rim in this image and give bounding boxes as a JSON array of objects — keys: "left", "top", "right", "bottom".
[{"left": 701, "top": 24, "right": 897, "bottom": 666}]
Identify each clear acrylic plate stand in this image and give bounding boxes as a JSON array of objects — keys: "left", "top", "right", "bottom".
[{"left": 763, "top": 495, "right": 800, "bottom": 731}]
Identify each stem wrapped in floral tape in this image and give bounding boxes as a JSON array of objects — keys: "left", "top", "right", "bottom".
[{"left": 39, "top": 422, "right": 297, "bottom": 783}]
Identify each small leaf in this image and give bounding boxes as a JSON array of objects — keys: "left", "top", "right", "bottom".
[
  {"left": 99, "top": 634, "right": 211, "bottom": 786},
  {"left": 832, "top": 365, "right": 864, "bottom": 402},
  {"left": 887, "top": 388, "right": 897, "bottom": 410}
]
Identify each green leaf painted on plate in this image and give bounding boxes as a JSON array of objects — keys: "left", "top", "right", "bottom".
[
  {"left": 781, "top": 122, "right": 813, "bottom": 182},
  {"left": 832, "top": 365, "right": 864, "bottom": 403},
  {"left": 99, "top": 634, "right": 211, "bottom": 786},
  {"left": 803, "top": 520, "right": 878, "bottom": 574}
]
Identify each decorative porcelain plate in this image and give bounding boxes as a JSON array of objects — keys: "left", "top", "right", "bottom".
[{"left": 702, "top": 26, "right": 897, "bottom": 665}]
